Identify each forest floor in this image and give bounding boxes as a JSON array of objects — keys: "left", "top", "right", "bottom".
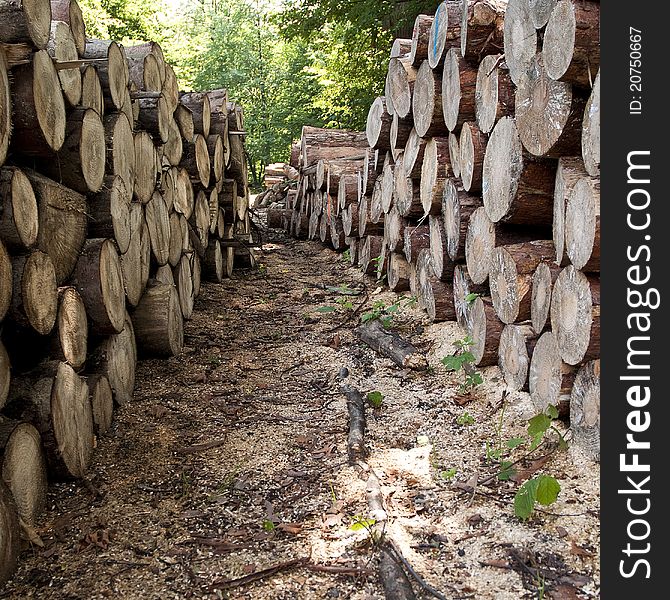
[{"left": 1, "top": 221, "right": 600, "bottom": 600}]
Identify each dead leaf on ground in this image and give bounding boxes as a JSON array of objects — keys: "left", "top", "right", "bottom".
[
  {"left": 511, "top": 454, "right": 552, "bottom": 483},
  {"left": 570, "top": 542, "right": 594, "bottom": 558},
  {"left": 549, "top": 584, "right": 581, "bottom": 600},
  {"left": 277, "top": 523, "right": 303, "bottom": 535}
]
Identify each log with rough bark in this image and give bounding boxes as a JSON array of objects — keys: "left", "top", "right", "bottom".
[
  {"left": 498, "top": 322, "right": 537, "bottom": 392},
  {"left": 181, "top": 134, "right": 211, "bottom": 188},
  {"left": 89, "top": 311, "right": 136, "bottom": 404},
  {"left": 50, "top": 0, "right": 85, "bottom": 55},
  {"left": 88, "top": 176, "right": 131, "bottom": 254},
  {"left": 131, "top": 281, "right": 184, "bottom": 358},
  {"left": 227, "top": 131, "right": 247, "bottom": 189},
  {"left": 409, "top": 14, "right": 433, "bottom": 66},
  {"left": 459, "top": 121, "right": 487, "bottom": 192},
  {"left": 384, "top": 205, "right": 407, "bottom": 253},
  {"left": 0, "top": 167, "right": 38, "bottom": 252},
  {"left": 188, "top": 190, "right": 210, "bottom": 256},
  {"left": 70, "top": 238, "right": 126, "bottom": 335},
  {"left": 460, "top": 0, "right": 506, "bottom": 63},
  {"left": 565, "top": 176, "right": 599, "bottom": 272},
  {"left": 369, "top": 178, "right": 385, "bottom": 224},
  {"left": 50, "top": 286, "right": 87, "bottom": 369},
  {"left": 427, "top": 0, "right": 463, "bottom": 69},
  {"left": 300, "top": 126, "right": 368, "bottom": 168},
  {"left": 329, "top": 158, "right": 364, "bottom": 197},
  {"left": 82, "top": 40, "right": 128, "bottom": 111},
  {"left": 413, "top": 60, "right": 449, "bottom": 137},
  {"left": 11, "top": 49, "right": 66, "bottom": 154},
  {"left": 0, "top": 0, "right": 51, "bottom": 49},
  {"left": 180, "top": 91, "right": 211, "bottom": 138},
  {"left": 543, "top": 0, "right": 599, "bottom": 88},
  {"left": 337, "top": 174, "right": 359, "bottom": 213},
  {"left": 366, "top": 96, "right": 392, "bottom": 150},
  {"left": 0, "top": 479, "right": 19, "bottom": 585},
  {"left": 87, "top": 374, "right": 113, "bottom": 436},
  {"left": 390, "top": 112, "right": 413, "bottom": 161},
  {"left": 581, "top": 69, "right": 600, "bottom": 176},
  {"left": 0, "top": 240, "right": 10, "bottom": 321},
  {"left": 207, "top": 134, "right": 225, "bottom": 184},
  {"left": 6, "top": 361, "right": 93, "bottom": 479},
  {"left": 402, "top": 128, "right": 427, "bottom": 179},
  {"left": 420, "top": 137, "right": 451, "bottom": 216},
  {"left": 570, "top": 358, "right": 599, "bottom": 461},
  {"left": 40, "top": 107, "right": 106, "bottom": 193},
  {"left": 388, "top": 252, "right": 411, "bottom": 292},
  {"left": 429, "top": 215, "right": 451, "bottom": 281},
  {"left": 468, "top": 295, "right": 504, "bottom": 366},
  {"left": 203, "top": 238, "right": 223, "bottom": 282},
  {"left": 0, "top": 341, "right": 8, "bottom": 408},
  {"left": 515, "top": 54, "right": 586, "bottom": 158},
  {"left": 503, "top": 0, "right": 538, "bottom": 85},
  {"left": 362, "top": 147, "right": 380, "bottom": 195},
  {"left": 134, "top": 131, "right": 159, "bottom": 204},
  {"left": 102, "top": 112, "right": 135, "bottom": 196},
  {"left": 488, "top": 239, "right": 555, "bottom": 324},
  {"left": 137, "top": 93, "right": 170, "bottom": 143},
  {"left": 452, "top": 263, "right": 487, "bottom": 330},
  {"left": 355, "top": 319, "right": 427, "bottom": 370},
  {"left": 403, "top": 223, "right": 431, "bottom": 264},
  {"left": 391, "top": 37, "right": 412, "bottom": 58},
  {"left": 550, "top": 265, "right": 599, "bottom": 365},
  {"left": 380, "top": 161, "right": 395, "bottom": 214},
  {"left": 0, "top": 49, "right": 8, "bottom": 163},
  {"left": 174, "top": 253, "right": 194, "bottom": 319},
  {"left": 175, "top": 103, "right": 194, "bottom": 142},
  {"left": 417, "top": 248, "right": 456, "bottom": 321},
  {"left": 528, "top": 330, "right": 575, "bottom": 417},
  {"left": 386, "top": 56, "right": 417, "bottom": 119},
  {"left": 442, "top": 48, "right": 478, "bottom": 132},
  {"left": 127, "top": 50, "right": 161, "bottom": 94},
  {"left": 475, "top": 54, "right": 514, "bottom": 134},
  {"left": 163, "top": 64, "right": 179, "bottom": 113},
  {"left": 163, "top": 117, "right": 184, "bottom": 166},
  {"left": 10, "top": 250, "right": 57, "bottom": 335},
  {"left": 482, "top": 117, "right": 556, "bottom": 225},
  {"left": 360, "top": 235, "right": 384, "bottom": 275},
  {"left": 46, "top": 19, "right": 80, "bottom": 107},
  {"left": 330, "top": 216, "right": 346, "bottom": 251},
  {"left": 145, "top": 191, "right": 171, "bottom": 266},
  {"left": 530, "top": 261, "right": 560, "bottom": 334},
  {"left": 443, "top": 178, "right": 481, "bottom": 262},
  {"left": 120, "top": 204, "right": 146, "bottom": 306},
  {"left": 80, "top": 64, "right": 104, "bottom": 115}
]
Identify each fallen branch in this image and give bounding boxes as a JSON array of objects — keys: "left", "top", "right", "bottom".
[
  {"left": 379, "top": 545, "right": 417, "bottom": 600},
  {"left": 355, "top": 320, "right": 427, "bottom": 370},
  {"left": 177, "top": 438, "right": 227, "bottom": 455},
  {"left": 342, "top": 385, "right": 367, "bottom": 463},
  {"left": 210, "top": 557, "right": 308, "bottom": 590},
  {"left": 386, "top": 539, "right": 450, "bottom": 600}
]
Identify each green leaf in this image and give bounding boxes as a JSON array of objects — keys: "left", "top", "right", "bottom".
[
  {"left": 316, "top": 305, "right": 337, "bottom": 313},
  {"left": 350, "top": 517, "right": 375, "bottom": 531},
  {"left": 459, "top": 351, "right": 475, "bottom": 364},
  {"left": 361, "top": 312, "right": 376, "bottom": 322},
  {"left": 514, "top": 478, "right": 540, "bottom": 520},
  {"left": 471, "top": 372, "right": 483, "bottom": 386},
  {"left": 528, "top": 414, "right": 552, "bottom": 438},
  {"left": 546, "top": 404, "right": 559, "bottom": 420},
  {"left": 367, "top": 391, "right": 384, "bottom": 408},
  {"left": 441, "top": 468, "right": 457, "bottom": 481},
  {"left": 506, "top": 437, "right": 526, "bottom": 449},
  {"left": 386, "top": 303, "right": 400, "bottom": 314},
  {"left": 262, "top": 519, "right": 276, "bottom": 532},
  {"left": 498, "top": 461, "right": 516, "bottom": 481},
  {"left": 380, "top": 316, "right": 393, "bottom": 328},
  {"left": 442, "top": 355, "right": 464, "bottom": 371},
  {"left": 465, "top": 293, "right": 479, "bottom": 305},
  {"left": 535, "top": 475, "right": 561, "bottom": 506}
]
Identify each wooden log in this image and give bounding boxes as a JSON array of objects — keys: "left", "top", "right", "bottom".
[
  {"left": 87, "top": 374, "right": 113, "bottom": 436},
  {"left": 50, "top": 0, "right": 85, "bottom": 56},
  {"left": 489, "top": 240, "right": 555, "bottom": 324},
  {"left": 131, "top": 281, "right": 183, "bottom": 358},
  {"left": 0, "top": 167, "right": 38, "bottom": 252},
  {"left": 409, "top": 14, "right": 433, "bottom": 67},
  {"left": 208, "top": 188, "right": 219, "bottom": 235},
  {"left": 175, "top": 102, "right": 194, "bottom": 142},
  {"left": 499, "top": 323, "right": 538, "bottom": 392},
  {"left": 134, "top": 130, "right": 159, "bottom": 204},
  {"left": 145, "top": 191, "right": 170, "bottom": 266},
  {"left": 338, "top": 174, "right": 359, "bottom": 212},
  {"left": 11, "top": 49, "right": 66, "bottom": 154},
  {"left": 0, "top": 341, "right": 8, "bottom": 408},
  {"left": 459, "top": 121, "right": 486, "bottom": 192},
  {"left": 361, "top": 147, "right": 380, "bottom": 195},
  {"left": 528, "top": 330, "right": 576, "bottom": 417},
  {"left": 0, "top": 49, "right": 8, "bottom": 164},
  {"left": 420, "top": 137, "right": 451, "bottom": 216},
  {"left": 0, "top": 0, "right": 51, "bottom": 49},
  {"left": 127, "top": 51, "right": 161, "bottom": 94},
  {"left": 182, "top": 134, "right": 211, "bottom": 188},
  {"left": 543, "top": 0, "right": 600, "bottom": 88},
  {"left": 80, "top": 64, "right": 103, "bottom": 116},
  {"left": 51, "top": 286, "right": 87, "bottom": 369},
  {"left": 417, "top": 248, "right": 456, "bottom": 321},
  {"left": 429, "top": 214, "right": 452, "bottom": 281},
  {"left": 402, "top": 128, "right": 427, "bottom": 179},
  {"left": 330, "top": 216, "right": 346, "bottom": 251},
  {"left": 390, "top": 112, "right": 413, "bottom": 161},
  {"left": 380, "top": 161, "right": 395, "bottom": 214},
  {"left": 385, "top": 205, "right": 407, "bottom": 253},
  {"left": 550, "top": 265, "right": 599, "bottom": 365},
  {"left": 167, "top": 208, "right": 181, "bottom": 268},
  {"left": 565, "top": 176, "right": 599, "bottom": 272},
  {"left": 70, "top": 238, "right": 126, "bottom": 335},
  {"left": 0, "top": 240, "right": 10, "bottom": 321},
  {"left": 163, "top": 63, "right": 179, "bottom": 113},
  {"left": 515, "top": 54, "right": 586, "bottom": 158},
  {"left": 528, "top": 0, "right": 557, "bottom": 28},
  {"left": 10, "top": 250, "right": 57, "bottom": 334},
  {"left": 530, "top": 261, "right": 561, "bottom": 334},
  {"left": 386, "top": 56, "right": 417, "bottom": 119},
  {"left": 442, "top": 48, "right": 478, "bottom": 132},
  {"left": 0, "top": 420, "right": 47, "bottom": 528},
  {"left": 82, "top": 40, "right": 128, "bottom": 111},
  {"left": 188, "top": 190, "right": 210, "bottom": 257},
  {"left": 0, "top": 479, "right": 19, "bottom": 585},
  {"left": 174, "top": 167, "right": 195, "bottom": 219},
  {"left": 88, "top": 176, "right": 131, "bottom": 255},
  {"left": 570, "top": 359, "right": 600, "bottom": 461},
  {"left": 452, "top": 263, "right": 487, "bottom": 331},
  {"left": 46, "top": 20, "right": 80, "bottom": 106},
  {"left": 443, "top": 178, "right": 481, "bottom": 262},
  {"left": 366, "top": 96, "right": 392, "bottom": 150},
  {"left": 6, "top": 361, "right": 93, "bottom": 479},
  {"left": 126, "top": 41, "right": 166, "bottom": 87},
  {"left": 360, "top": 235, "right": 384, "bottom": 275},
  {"left": 482, "top": 117, "right": 556, "bottom": 225},
  {"left": 468, "top": 295, "right": 504, "bottom": 366},
  {"left": 137, "top": 93, "right": 170, "bottom": 143},
  {"left": 475, "top": 54, "right": 514, "bottom": 134},
  {"left": 387, "top": 252, "right": 411, "bottom": 292},
  {"left": 503, "top": 0, "right": 539, "bottom": 85},
  {"left": 120, "top": 204, "right": 146, "bottom": 307},
  {"left": 180, "top": 91, "right": 211, "bottom": 138},
  {"left": 369, "top": 178, "right": 384, "bottom": 224},
  {"left": 448, "top": 132, "right": 461, "bottom": 178},
  {"left": 355, "top": 319, "right": 427, "bottom": 370},
  {"left": 203, "top": 238, "right": 223, "bottom": 282},
  {"left": 89, "top": 311, "right": 136, "bottom": 404},
  {"left": 164, "top": 117, "right": 183, "bottom": 166},
  {"left": 413, "top": 60, "right": 449, "bottom": 137},
  {"left": 460, "top": 0, "right": 506, "bottom": 63},
  {"left": 174, "top": 253, "right": 194, "bottom": 320},
  {"left": 101, "top": 112, "right": 135, "bottom": 197},
  {"left": 581, "top": 69, "right": 600, "bottom": 177},
  {"left": 403, "top": 223, "right": 430, "bottom": 264},
  {"left": 226, "top": 131, "right": 246, "bottom": 189},
  {"left": 391, "top": 37, "right": 412, "bottom": 58},
  {"left": 427, "top": 0, "right": 463, "bottom": 69},
  {"left": 207, "top": 134, "right": 225, "bottom": 184},
  {"left": 299, "top": 127, "right": 368, "bottom": 168}
]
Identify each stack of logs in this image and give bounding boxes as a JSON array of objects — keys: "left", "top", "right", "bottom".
[
  {"left": 273, "top": 0, "right": 600, "bottom": 464},
  {"left": 0, "top": 0, "right": 254, "bottom": 583}
]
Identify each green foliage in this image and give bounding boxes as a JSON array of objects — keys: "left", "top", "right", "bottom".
[
  {"left": 442, "top": 336, "right": 484, "bottom": 394},
  {"left": 465, "top": 293, "right": 480, "bottom": 305},
  {"left": 456, "top": 412, "right": 475, "bottom": 426},
  {"left": 350, "top": 516, "right": 376, "bottom": 532},
  {"left": 514, "top": 474, "right": 561, "bottom": 520},
  {"left": 440, "top": 468, "right": 457, "bottom": 481},
  {"left": 316, "top": 305, "right": 337, "bottom": 313},
  {"left": 366, "top": 391, "right": 384, "bottom": 409},
  {"left": 262, "top": 518, "right": 276, "bottom": 532}
]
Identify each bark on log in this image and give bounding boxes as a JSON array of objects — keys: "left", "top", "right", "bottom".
[
  {"left": 489, "top": 239, "right": 555, "bottom": 324},
  {"left": 82, "top": 40, "right": 127, "bottom": 111},
  {"left": 0, "top": 0, "right": 51, "bottom": 49},
  {"left": 499, "top": 322, "right": 538, "bottom": 392},
  {"left": 427, "top": 0, "right": 463, "bottom": 69},
  {"left": 10, "top": 250, "right": 57, "bottom": 334},
  {"left": 0, "top": 48, "right": 8, "bottom": 165},
  {"left": 355, "top": 319, "right": 427, "bottom": 370},
  {"left": 182, "top": 134, "right": 211, "bottom": 188},
  {"left": 366, "top": 96, "right": 392, "bottom": 150},
  {"left": 360, "top": 235, "right": 384, "bottom": 275},
  {"left": 565, "top": 176, "right": 599, "bottom": 272},
  {"left": 503, "top": 0, "right": 538, "bottom": 85},
  {"left": 409, "top": 14, "right": 433, "bottom": 67},
  {"left": 127, "top": 52, "right": 161, "bottom": 94},
  {"left": 89, "top": 311, "right": 136, "bottom": 405},
  {"left": 413, "top": 60, "right": 449, "bottom": 137},
  {"left": 460, "top": 0, "right": 506, "bottom": 63},
  {"left": 126, "top": 41, "right": 166, "bottom": 88},
  {"left": 530, "top": 261, "right": 560, "bottom": 334},
  {"left": 132, "top": 281, "right": 184, "bottom": 358},
  {"left": 188, "top": 190, "right": 210, "bottom": 257},
  {"left": 391, "top": 37, "right": 412, "bottom": 58},
  {"left": 0, "top": 240, "right": 10, "bottom": 321},
  {"left": 402, "top": 128, "right": 427, "bottom": 179},
  {"left": 51, "top": 286, "right": 87, "bottom": 369},
  {"left": 137, "top": 93, "right": 170, "bottom": 143},
  {"left": 442, "top": 48, "right": 478, "bottom": 132},
  {"left": 550, "top": 265, "right": 599, "bottom": 365},
  {"left": 87, "top": 374, "right": 113, "bottom": 436},
  {"left": 482, "top": 117, "right": 556, "bottom": 225},
  {"left": 515, "top": 54, "right": 586, "bottom": 158},
  {"left": 388, "top": 252, "right": 411, "bottom": 292},
  {"left": 362, "top": 147, "right": 380, "bottom": 195},
  {"left": 390, "top": 112, "right": 413, "bottom": 161},
  {"left": 459, "top": 121, "right": 487, "bottom": 193},
  {"left": 80, "top": 64, "right": 103, "bottom": 116},
  {"left": 338, "top": 174, "right": 359, "bottom": 213},
  {"left": 180, "top": 91, "right": 211, "bottom": 138},
  {"left": 543, "top": 0, "right": 600, "bottom": 88},
  {"left": 420, "top": 137, "right": 451, "bottom": 216},
  {"left": 0, "top": 479, "right": 19, "bottom": 586},
  {"left": 50, "top": 0, "right": 85, "bottom": 56},
  {"left": 46, "top": 20, "right": 80, "bottom": 106},
  {"left": 475, "top": 54, "right": 514, "bottom": 134},
  {"left": 0, "top": 167, "right": 38, "bottom": 252},
  {"left": 11, "top": 49, "right": 66, "bottom": 154},
  {"left": 570, "top": 358, "right": 600, "bottom": 461},
  {"left": 71, "top": 238, "right": 126, "bottom": 335},
  {"left": 369, "top": 179, "right": 384, "bottom": 224},
  {"left": 581, "top": 70, "right": 599, "bottom": 177},
  {"left": 386, "top": 56, "right": 417, "bottom": 119},
  {"left": 145, "top": 191, "right": 170, "bottom": 266},
  {"left": 403, "top": 224, "right": 431, "bottom": 264}
]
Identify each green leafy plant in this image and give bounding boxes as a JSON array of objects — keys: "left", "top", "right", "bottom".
[
  {"left": 350, "top": 515, "right": 376, "bottom": 532},
  {"left": 342, "top": 249, "right": 351, "bottom": 262},
  {"left": 262, "top": 519, "right": 276, "bottom": 532},
  {"left": 366, "top": 391, "right": 384, "bottom": 409},
  {"left": 514, "top": 474, "right": 561, "bottom": 520},
  {"left": 442, "top": 336, "right": 484, "bottom": 394},
  {"left": 456, "top": 411, "right": 475, "bottom": 426},
  {"left": 440, "top": 468, "right": 457, "bottom": 481},
  {"left": 465, "top": 292, "right": 480, "bottom": 305}
]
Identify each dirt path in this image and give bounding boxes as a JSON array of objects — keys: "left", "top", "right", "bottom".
[{"left": 2, "top": 228, "right": 600, "bottom": 599}]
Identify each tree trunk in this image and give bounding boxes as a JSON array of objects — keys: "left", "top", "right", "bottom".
[
  {"left": 300, "top": 126, "right": 368, "bottom": 168},
  {"left": 338, "top": 174, "right": 359, "bottom": 213},
  {"left": 499, "top": 322, "right": 538, "bottom": 392},
  {"left": 355, "top": 319, "right": 427, "bottom": 370},
  {"left": 163, "top": 117, "right": 184, "bottom": 166},
  {"left": 175, "top": 102, "right": 194, "bottom": 142},
  {"left": 543, "top": 0, "right": 599, "bottom": 88},
  {"left": 391, "top": 37, "right": 412, "bottom": 58},
  {"left": 386, "top": 55, "right": 417, "bottom": 119},
  {"left": 360, "top": 235, "right": 384, "bottom": 275},
  {"left": 328, "top": 158, "right": 365, "bottom": 196},
  {"left": 515, "top": 53, "right": 586, "bottom": 158},
  {"left": 83, "top": 40, "right": 128, "bottom": 111},
  {"left": 570, "top": 358, "right": 600, "bottom": 461},
  {"left": 88, "top": 176, "right": 131, "bottom": 254},
  {"left": 403, "top": 223, "right": 430, "bottom": 264},
  {"left": 390, "top": 113, "right": 413, "bottom": 163},
  {"left": 530, "top": 261, "right": 561, "bottom": 334},
  {"left": 388, "top": 252, "right": 411, "bottom": 291},
  {"left": 181, "top": 134, "right": 211, "bottom": 188},
  {"left": 132, "top": 281, "right": 184, "bottom": 358},
  {"left": 71, "top": 238, "right": 126, "bottom": 335},
  {"left": 459, "top": 121, "right": 487, "bottom": 193},
  {"left": 385, "top": 205, "right": 407, "bottom": 253},
  {"left": 89, "top": 311, "right": 137, "bottom": 405},
  {"left": 427, "top": 0, "right": 463, "bottom": 69},
  {"left": 46, "top": 20, "right": 81, "bottom": 107},
  {"left": 179, "top": 91, "right": 211, "bottom": 138},
  {"left": 134, "top": 130, "right": 159, "bottom": 204},
  {"left": 369, "top": 179, "right": 385, "bottom": 224},
  {"left": 409, "top": 13, "right": 433, "bottom": 67},
  {"left": 127, "top": 52, "right": 162, "bottom": 93},
  {"left": 0, "top": 479, "right": 19, "bottom": 586},
  {"left": 175, "top": 167, "right": 196, "bottom": 219},
  {"left": 10, "top": 250, "right": 58, "bottom": 335},
  {"left": 101, "top": 112, "right": 135, "bottom": 197},
  {"left": 489, "top": 240, "right": 555, "bottom": 324},
  {"left": 475, "top": 54, "right": 514, "bottom": 134},
  {"left": 87, "top": 374, "right": 113, "bottom": 436},
  {"left": 207, "top": 134, "right": 225, "bottom": 184},
  {"left": 163, "top": 63, "right": 179, "bottom": 113},
  {"left": 460, "top": 0, "right": 505, "bottom": 63},
  {"left": 552, "top": 156, "right": 589, "bottom": 266},
  {"left": 0, "top": 240, "right": 10, "bottom": 321},
  {"left": 50, "top": 286, "right": 87, "bottom": 369},
  {"left": 174, "top": 253, "right": 194, "bottom": 320},
  {"left": 443, "top": 178, "right": 481, "bottom": 263},
  {"left": 202, "top": 238, "right": 223, "bottom": 282},
  {"left": 120, "top": 204, "right": 146, "bottom": 307},
  {"left": 126, "top": 41, "right": 166, "bottom": 86},
  {"left": 503, "top": 0, "right": 539, "bottom": 85},
  {"left": 448, "top": 131, "right": 461, "bottom": 178},
  {"left": 366, "top": 96, "right": 392, "bottom": 150},
  {"left": 550, "top": 265, "right": 599, "bottom": 365},
  {"left": 420, "top": 137, "right": 451, "bottom": 216},
  {"left": 51, "top": 0, "right": 86, "bottom": 56},
  {"left": 442, "top": 48, "right": 478, "bottom": 132},
  {"left": 145, "top": 191, "right": 171, "bottom": 266},
  {"left": 565, "top": 176, "right": 599, "bottom": 272},
  {"left": 0, "top": 0, "right": 51, "bottom": 48},
  {"left": 137, "top": 93, "right": 170, "bottom": 143},
  {"left": 581, "top": 70, "right": 599, "bottom": 177},
  {"left": 402, "top": 129, "right": 427, "bottom": 180},
  {"left": 413, "top": 60, "right": 449, "bottom": 137},
  {"left": 11, "top": 49, "right": 66, "bottom": 154},
  {"left": 380, "top": 161, "right": 395, "bottom": 214},
  {"left": 0, "top": 167, "right": 38, "bottom": 252},
  {"left": 362, "top": 147, "right": 380, "bottom": 195},
  {"left": 482, "top": 117, "right": 556, "bottom": 225},
  {"left": 468, "top": 295, "right": 504, "bottom": 366}
]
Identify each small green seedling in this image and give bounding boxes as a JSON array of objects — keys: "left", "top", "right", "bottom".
[
  {"left": 350, "top": 516, "right": 376, "bottom": 532},
  {"left": 262, "top": 519, "right": 276, "bottom": 532},
  {"left": 514, "top": 474, "right": 561, "bottom": 520},
  {"left": 342, "top": 249, "right": 351, "bottom": 262},
  {"left": 441, "top": 468, "right": 457, "bottom": 481},
  {"left": 367, "top": 391, "right": 384, "bottom": 409},
  {"left": 456, "top": 411, "right": 475, "bottom": 426},
  {"left": 442, "top": 336, "right": 484, "bottom": 394},
  {"left": 465, "top": 292, "right": 480, "bottom": 305}
]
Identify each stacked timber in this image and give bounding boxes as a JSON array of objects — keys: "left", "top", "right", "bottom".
[
  {"left": 280, "top": 0, "right": 600, "bottom": 463},
  {"left": 0, "top": 6, "right": 254, "bottom": 584}
]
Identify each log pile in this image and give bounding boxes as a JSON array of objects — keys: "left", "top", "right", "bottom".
[
  {"left": 0, "top": 1, "right": 254, "bottom": 582},
  {"left": 277, "top": 0, "right": 600, "bottom": 461}
]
